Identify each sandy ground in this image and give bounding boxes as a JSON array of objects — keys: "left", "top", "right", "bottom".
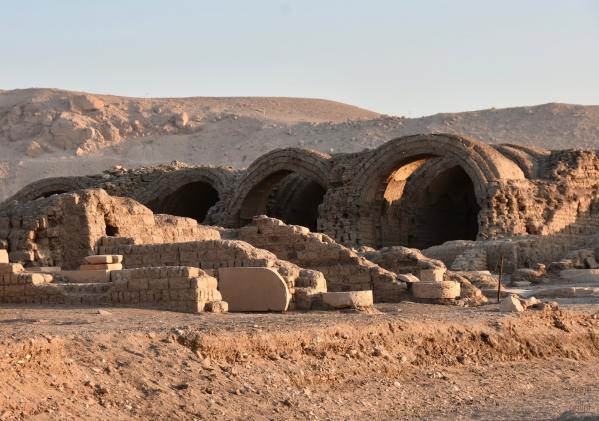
[{"left": 1, "top": 301, "right": 599, "bottom": 420}]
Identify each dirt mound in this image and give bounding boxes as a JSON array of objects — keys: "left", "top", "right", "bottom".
[
  {"left": 1, "top": 88, "right": 599, "bottom": 201},
  {"left": 1, "top": 303, "right": 599, "bottom": 419}
]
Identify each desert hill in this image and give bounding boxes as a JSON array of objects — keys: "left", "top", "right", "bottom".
[{"left": 1, "top": 88, "right": 599, "bottom": 200}]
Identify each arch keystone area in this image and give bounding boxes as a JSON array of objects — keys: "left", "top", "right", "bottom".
[
  {"left": 6, "top": 177, "right": 97, "bottom": 202},
  {"left": 352, "top": 133, "right": 525, "bottom": 246},
  {"left": 225, "top": 148, "right": 332, "bottom": 226},
  {"left": 138, "top": 167, "right": 234, "bottom": 223}
]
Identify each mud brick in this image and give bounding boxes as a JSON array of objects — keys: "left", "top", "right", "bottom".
[
  {"left": 168, "top": 277, "right": 191, "bottom": 289},
  {"left": 0, "top": 263, "right": 24, "bottom": 274},
  {"left": 148, "top": 278, "right": 169, "bottom": 290},
  {"left": 128, "top": 277, "right": 148, "bottom": 290}
]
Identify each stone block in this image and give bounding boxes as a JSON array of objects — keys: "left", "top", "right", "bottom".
[
  {"left": 419, "top": 268, "right": 446, "bottom": 283},
  {"left": 84, "top": 255, "right": 123, "bottom": 264},
  {"left": 560, "top": 269, "right": 599, "bottom": 283},
  {"left": 59, "top": 270, "right": 111, "bottom": 283},
  {"left": 0, "top": 263, "right": 24, "bottom": 274},
  {"left": 412, "top": 281, "right": 460, "bottom": 299},
  {"left": 585, "top": 257, "right": 599, "bottom": 269},
  {"left": 191, "top": 276, "right": 218, "bottom": 290},
  {"left": 4, "top": 284, "right": 25, "bottom": 296},
  {"left": 79, "top": 263, "right": 123, "bottom": 271},
  {"left": 500, "top": 294, "right": 524, "bottom": 312},
  {"left": 321, "top": 291, "right": 373, "bottom": 309},
  {"left": 128, "top": 277, "right": 149, "bottom": 290},
  {"left": 218, "top": 267, "right": 291, "bottom": 312},
  {"left": 9, "top": 251, "right": 34, "bottom": 263},
  {"left": 148, "top": 278, "right": 170, "bottom": 290},
  {"left": 26, "top": 266, "right": 62, "bottom": 273},
  {"left": 168, "top": 277, "right": 191, "bottom": 289},
  {"left": 205, "top": 301, "right": 229, "bottom": 313}
]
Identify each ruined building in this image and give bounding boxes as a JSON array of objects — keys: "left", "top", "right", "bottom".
[{"left": 1, "top": 133, "right": 599, "bottom": 311}]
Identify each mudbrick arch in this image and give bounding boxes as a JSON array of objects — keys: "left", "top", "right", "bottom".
[
  {"left": 224, "top": 148, "right": 332, "bottom": 227},
  {"left": 491, "top": 144, "right": 550, "bottom": 179},
  {"left": 350, "top": 134, "right": 525, "bottom": 247},
  {"left": 387, "top": 158, "right": 481, "bottom": 248},
  {"left": 137, "top": 167, "right": 238, "bottom": 224},
  {"left": 6, "top": 176, "right": 98, "bottom": 202}
]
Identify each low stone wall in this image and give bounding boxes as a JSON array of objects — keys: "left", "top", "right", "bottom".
[
  {"left": 109, "top": 267, "right": 223, "bottom": 313},
  {"left": 423, "top": 234, "right": 599, "bottom": 274},
  {"left": 238, "top": 216, "right": 406, "bottom": 301},
  {"left": 97, "top": 236, "right": 327, "bottom": 304},
  {"left": 0, "top": 265, "right": 223, "bottom": 313}
]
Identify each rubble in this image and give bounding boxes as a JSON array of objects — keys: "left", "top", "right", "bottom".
[{"left": 500, "top": 295, "right": 524, "bottom": 313}]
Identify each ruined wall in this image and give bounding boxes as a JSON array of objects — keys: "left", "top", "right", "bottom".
[
  {"left": 5, "top": 134, "right": 599, "bottom": 269},
  {"left": 0, "top": 189, "right": 220, "bottom": 270},
  {"left": 97, "top": 236, "right": 327, "bottom": 305},
  {"left": 237, "top": 216, "right": 406, "bottom": 301},
  {"left": 0, "top": 264, "right": 223, "bottom": 313}
]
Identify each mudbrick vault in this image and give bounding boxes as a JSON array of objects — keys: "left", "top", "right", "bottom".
[{"left": 1, "top": 133, "right": 599, "bottom": 312}]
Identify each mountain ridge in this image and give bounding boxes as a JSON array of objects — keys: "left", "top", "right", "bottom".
[{"left": 1, "top": 88, "right": 598, "bottom": 201}]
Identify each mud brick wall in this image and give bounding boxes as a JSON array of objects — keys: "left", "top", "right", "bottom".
[
  {"left": 97, "top": 237, "right": 327, "bottom": 301},
  {"left": 0, "top": 189, "right": 220, "bottom": 270},
  {"left": 0, "top": 272, "right": 57, "bottom": 305},
  {"left": 0, "top": 266, "right": 221, "bottom": 314},
  {"left": 238, "top": 216, "right": 407, "bottom": 302},
  {"left": 110, "top": 266, "right": 222, "bottom": 313}
]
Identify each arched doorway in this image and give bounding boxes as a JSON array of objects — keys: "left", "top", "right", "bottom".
[
  {"left": 239, "top": 171, "right": 326, "bottom": 231},
  {"left": 154, "top": 181, "right": 220, "bottom": 223},
  {"left": 353, "top": 134, "right": 525, "bottom": 247},
  {"left": 387, "top": 164, "right": 480, "bottom": 248},
  {"left": 226, "top": 148, "right": 331, "bottom": 229}
]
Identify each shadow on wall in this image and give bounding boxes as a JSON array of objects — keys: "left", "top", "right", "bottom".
[
  {"left": 380, "top": 162, "right": 480, "bottom": 249},
  {"left": 149, "top": 181, "right": 220, "bottom": 223},
  {"left": 240, "top": 171, "right": 326, "bottom": 232}
]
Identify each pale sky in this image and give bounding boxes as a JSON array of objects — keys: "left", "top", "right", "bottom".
[{"left": 1, "top": 0, "right": 598, "bottom": 116}]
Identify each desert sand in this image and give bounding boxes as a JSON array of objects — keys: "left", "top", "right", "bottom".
[{"left": 1, "top": 88, "right": 599, "bottom": 201}]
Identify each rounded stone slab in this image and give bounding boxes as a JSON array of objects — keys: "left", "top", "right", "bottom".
[
  {"left": 321, "top": 291, "right": 373, "bottom": 309},
  {"left": 412, "top": 281, "right": 460, "bottom": 299},
  {"left": 217, "top": 267, "right": 291, "bottom": 312}
]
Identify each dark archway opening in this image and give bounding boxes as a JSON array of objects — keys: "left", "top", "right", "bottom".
[
  {"left": 239, "top": 171, "right": 326, "bottom": 231},
  {"left": 158, "top": 182, "right": 220, "bottom": 223},
  {"left": 37, "top": 190, "right": 67, "bottom": 199},
  {"left": 378, "top": 164, "right": 480, "bottom": 249},
  {"left": 400, "top": 165, "right": 479, "bottom": 249}
]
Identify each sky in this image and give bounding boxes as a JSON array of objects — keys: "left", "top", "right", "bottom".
[{"left": 1, "top": 0, "right": 599, "bottom": 117}]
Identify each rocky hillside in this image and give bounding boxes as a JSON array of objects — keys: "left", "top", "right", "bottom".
[{"left": 1, "top": 88, "right": 599, "bottom": 200}]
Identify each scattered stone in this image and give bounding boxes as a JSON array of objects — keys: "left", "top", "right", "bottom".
[
  {"left": 500, "top": 295, "right": 524, "bottom": 313},
  {"left": 174, "top": 112, "right": 189, "bottom": 128},
  {"left": 321, "top": 291, "right": 373, "bottom": 309},
  {"left": 553, "top": 318, "right": 571, "bottom": 332},
  {"left": 205, "top": 301, "right": 229, "bottom": 313},
  {"left": 510, "top": 266, "right": 545, "bottom": 285},
  {"left": 521, "top": 296, "right": 539, "bottom": 309},
  {"left": 412, "top": 281, "right": 460, "bottom": 300},
  {"left": 584, "top": 256, "right": 599, "bottom": 269},
  {"left": 419, "top": 268, "right": 446, "bottom": 283},
  {"left": 560, "top": 269, "right": 599, "bottom": 283}
]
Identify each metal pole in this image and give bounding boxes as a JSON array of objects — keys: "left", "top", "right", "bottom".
[{"left": 497, "top": 255, "right": 504, "bottom": 304}]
